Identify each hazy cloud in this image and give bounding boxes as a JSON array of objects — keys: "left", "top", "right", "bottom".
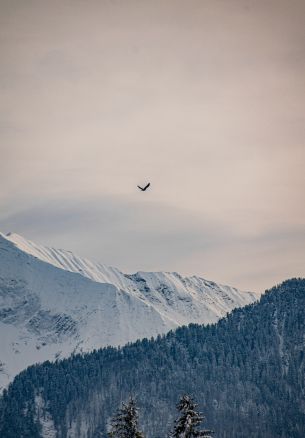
[{"left": 1, "top": 0, "right": 305, "bottom": 292}]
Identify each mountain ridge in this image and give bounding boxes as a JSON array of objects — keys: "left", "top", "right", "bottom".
[
  {"left": 2, "top": 232, "right": 257, "bottom": 303},
  {"left": 0, "top": 232, "right": 258, "bottom": 390}
]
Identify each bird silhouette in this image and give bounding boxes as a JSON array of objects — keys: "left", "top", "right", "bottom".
[{"left": 137, "top": 182, "right": 150, "bottom": 192}]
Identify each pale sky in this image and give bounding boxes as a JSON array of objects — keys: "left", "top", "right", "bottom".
[{"left": 1, "top": 0, "right": 305, "bottom": 292}]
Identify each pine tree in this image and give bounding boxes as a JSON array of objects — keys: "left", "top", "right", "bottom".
[
  {"left": 171, "top": 395, "right": 213, "bottom": 438},
  {"left": 108, "top": 397, "right": 144, "bottom": 438}
]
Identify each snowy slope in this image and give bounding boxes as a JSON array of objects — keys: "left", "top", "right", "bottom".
[{"left": 0, "top": 232, "right": 259, "bottom": 390}]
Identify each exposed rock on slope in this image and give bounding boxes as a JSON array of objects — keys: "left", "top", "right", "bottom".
[{"left": 0, "top": 232, "right": 258, "bottom": 390}]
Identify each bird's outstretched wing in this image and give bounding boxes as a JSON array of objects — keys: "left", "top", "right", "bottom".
[{"left": 143, "top": 182, "right": 150, "bottom": 191}]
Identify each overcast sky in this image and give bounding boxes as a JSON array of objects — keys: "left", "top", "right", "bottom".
[{"left": 1, "top": 0, "right": 304, "bottom": 292}]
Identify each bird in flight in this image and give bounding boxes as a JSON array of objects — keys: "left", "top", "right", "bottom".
[{"left": 137, "top": 182, "right": 151, "bottom": 192}]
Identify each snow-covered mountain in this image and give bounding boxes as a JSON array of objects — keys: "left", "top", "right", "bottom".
[{"left": 0, "top": 232, "right": 259, "bottom": 390}]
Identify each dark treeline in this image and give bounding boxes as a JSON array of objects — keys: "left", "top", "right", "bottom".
[{"left": 0, "top": 279, "right": 305, "bottom": 437}]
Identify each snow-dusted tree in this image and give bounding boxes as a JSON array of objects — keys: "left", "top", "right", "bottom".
[
  {"left": 108, "top": 397, "right": 144, "bottom": 438},
  {"left": 171, "top": 395, "right": 213, "bottom": 438}
]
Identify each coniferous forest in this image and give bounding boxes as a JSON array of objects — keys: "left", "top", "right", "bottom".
[{"left": 0, "top": 278, "right": 305, "bottom": 437}]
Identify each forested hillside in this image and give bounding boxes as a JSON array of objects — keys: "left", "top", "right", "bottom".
[{"left": 1, "top": 279, "right": 304, "bottom": 438}]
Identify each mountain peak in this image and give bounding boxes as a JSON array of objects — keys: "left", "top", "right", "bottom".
[{"left": 0, "top": 231, "right": 259, "bottom": 390}]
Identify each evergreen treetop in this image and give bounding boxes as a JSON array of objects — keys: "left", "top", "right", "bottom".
[
  {"left": 108, "top": 397, "right": 144, "bottom": 438},
  {"left": 172, "top": 395, "right": 213, "bottom": 438}
]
